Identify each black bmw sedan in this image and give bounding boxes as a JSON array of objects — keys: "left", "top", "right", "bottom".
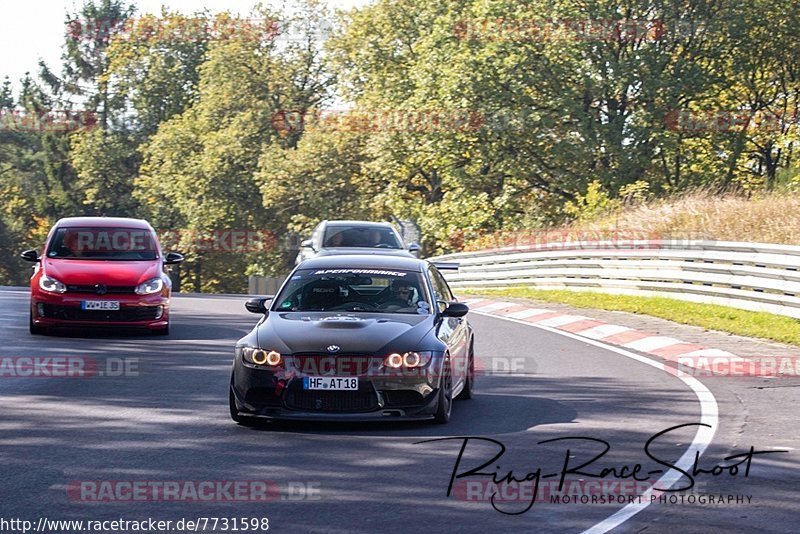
[{"left": 229, "top": 255, "right": 474, "bottom": 425}]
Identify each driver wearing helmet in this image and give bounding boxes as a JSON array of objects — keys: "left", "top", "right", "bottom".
[{"left": 381, "top": 279, "right": 415, "bottom": 307}]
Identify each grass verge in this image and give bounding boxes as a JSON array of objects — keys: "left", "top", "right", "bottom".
[{"left": 462, "top": 288, "right": 800, "bottom": 347}]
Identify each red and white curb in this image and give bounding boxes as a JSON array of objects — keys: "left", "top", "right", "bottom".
[{"left": 460, "top": 297, "right": 744, "bottom": 374}]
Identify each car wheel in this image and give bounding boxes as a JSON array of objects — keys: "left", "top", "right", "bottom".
[
  {"left": 456, "top": 343, "right": 474, "bottom": 400},
  {"left": 433, "top": 360, "right": 453, "bottom": 424},
  {"left": 29, "top": 310, "right": 46, "bottom": 335},
  {"left": 229, "top": 383, "right": 258, "bottom": 427}
]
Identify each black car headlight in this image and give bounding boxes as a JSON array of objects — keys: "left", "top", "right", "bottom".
[
  {"left": 239, "top": 346, "right": 283, "bottom": 367},
  {"left": 383, "top": 351, "right": 433, "bottom": 369}
]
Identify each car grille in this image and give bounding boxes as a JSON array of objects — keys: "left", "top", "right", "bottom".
[
  {"left": 284, "top": 390, "right": 379, "bottom": 412},
  {"left": 42, "top": 304, "right": 160, "bottom": 322},
  {"left": 66, "top": 284, "right": 137, "bottom": 294},
  {"left": 290, "top": 354, "right": 383, "bottom": 376},
  {"left": 383, "top": 390, "right": 425, "bottom": 407}
]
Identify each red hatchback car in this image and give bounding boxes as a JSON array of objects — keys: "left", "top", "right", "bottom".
[{"left": 20, "top": 217, "right": 183, "bottom": 335}]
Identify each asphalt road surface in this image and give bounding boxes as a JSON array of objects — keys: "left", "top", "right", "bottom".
[{"left": 0, "top": 288, "right": 797, "bottom": 533}]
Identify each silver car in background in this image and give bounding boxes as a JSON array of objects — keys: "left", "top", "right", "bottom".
[{"left": 295, "top": 220, "right": 422, "bottom": 265}]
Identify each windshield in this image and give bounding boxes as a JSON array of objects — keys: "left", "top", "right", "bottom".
[
  {"left": 322, "top": 225, "right": 402, "bottom": 249},
  {"left": 46, "top": 227, "right": 159, "bottom": 261},
  {"left": 273, "top": 268, "right": 430, "bottom": 314}
]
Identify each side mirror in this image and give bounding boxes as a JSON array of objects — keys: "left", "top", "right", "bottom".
[
  {"left": 245, "top": 298, "right": 270, "bottom": 314},
  {"left": 407, "top": 242, "right": 422, "bottom": 256},
  {"left": 164, "top": 252, "right": 184, "bottom": 265},
  {"left": 20, "top": 250, "right": 40, "bottom": 262},
  {"left": 300, "top": 239, "right": 314, "bottom": 250},
  {"left": 441, "top": 302, "right": 469, "bottom": 318}
]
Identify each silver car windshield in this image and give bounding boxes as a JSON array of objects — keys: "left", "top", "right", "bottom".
[{"left": 322, "top": 226, "right": 402, "bottom": 249}]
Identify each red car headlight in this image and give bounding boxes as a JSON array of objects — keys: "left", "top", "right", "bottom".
[
  {"left": 135, "top": 277, "right": 164, "bottom": 295},
  {"left": 39, "top": 274, "right": 67, "bottom": 294}
]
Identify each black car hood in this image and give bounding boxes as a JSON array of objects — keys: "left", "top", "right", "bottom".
[{"left": 257, "top": 312, "right": 434, "bottom": 355}]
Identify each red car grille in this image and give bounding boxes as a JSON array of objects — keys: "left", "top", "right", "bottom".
[
  {"left": 42, "top": 304, "right": 160, "bottom": 322},
  {"left": 65, "top": 284, "right": 137, "bottom": 294}
]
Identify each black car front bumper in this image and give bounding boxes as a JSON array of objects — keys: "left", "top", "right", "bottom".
[{"left": 230, "top": 356, "right": 445, "bottom": 421}]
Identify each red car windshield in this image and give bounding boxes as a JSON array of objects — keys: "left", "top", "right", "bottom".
[{"left": 46, "top": 227, "right": 159, "bottom": 261}]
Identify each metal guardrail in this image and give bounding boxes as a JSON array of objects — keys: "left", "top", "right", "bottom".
[
  {"left": 248, "top": 275, "right": 285, "bottom": 296},
  {"left": 429, "top": 240, "right": 800, "bottom": 319}
]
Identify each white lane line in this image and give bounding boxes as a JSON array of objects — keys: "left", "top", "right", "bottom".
[
  {"left": 506, "top": 308, "right": 553, "bottom": 320},
  {"left": 460, "top": 298, "right": 488, "bottom": 305},
  {"left": 470, "top": 302, "right": 513, "bottom": 313},
  {"left": 680, "top": 348, "right": 738, "bottom": 358},
  {"left": 575, "top": 323, "right": 632, "bottom": 340},
  {"left": 534, "top": 314, "right": 591, "bottom": 328},
  {"left": 623, "top": 336, "right": 685, "bottom": 353},
  {"left": 471, "top": 309, "right": 719, "bottom": 534}
]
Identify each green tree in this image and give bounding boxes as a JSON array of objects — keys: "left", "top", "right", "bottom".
[
  {"left": 104, "top": 10, "right": 213, "bottom": 139},
  {"left": 138, "top": 5, "right": 334, "bottom": 291}
]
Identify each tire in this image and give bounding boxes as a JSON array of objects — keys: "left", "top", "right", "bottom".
[
  {"left": 433, "top": 360, "right": 453, "bottom": 424},
  {"left": 153, "top": 324, "right": 170, "bottom": 336},
  {"left": 29, "top": 311, "right": 46, "bottom": 335},
  {"left": 456, "top": 343, "right": 474, "bottom": 400},
  {"left": 229, "top": 384, "right": 258, "bottom": 427}
]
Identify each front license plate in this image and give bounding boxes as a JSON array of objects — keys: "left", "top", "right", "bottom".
[
  {"left": 303, "top": 377, "right": 359, "bottom": 390},
  {"left": 81, "top": 300, "right": 120, "bottom": 311}
]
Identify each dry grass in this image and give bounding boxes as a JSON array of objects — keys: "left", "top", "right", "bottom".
[
  {"left": 574, "top": 190, "right": 800, "bottom": 244},
  {"left": 464, "top": 190, "right": 800, "bottom": 251}
]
